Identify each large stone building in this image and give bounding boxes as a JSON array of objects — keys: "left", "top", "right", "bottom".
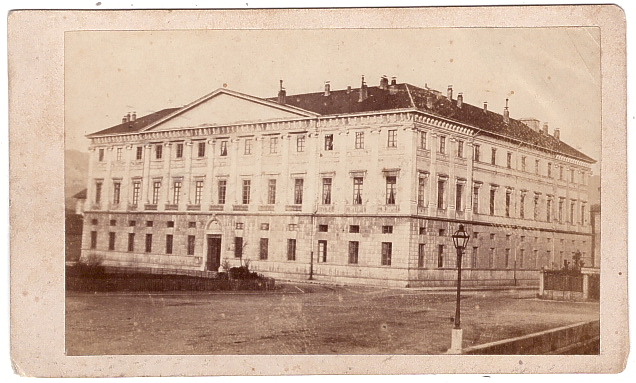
[{"left": 79, "top": 76, "right": 596, "bottom": 287}]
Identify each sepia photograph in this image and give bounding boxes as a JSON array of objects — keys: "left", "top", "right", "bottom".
[
  {"left": 64, "top": 26, "right": 601, "bottom": 356},
  {"left": 8, "top": 5, "right": 628, "bottom": 377}
]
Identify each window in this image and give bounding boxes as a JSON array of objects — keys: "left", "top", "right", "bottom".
[
  {"left": 324, "top": 134, "right": 334, "bottom": 151},
  {"left": 129, "top": 220, "right": 136, "bottom": 227},
  {"left": 382, "top": 225, "right": 393, "bottom": 234},
  {"left": 534, "top": 196, "right": 540, "bottom": 220},
  {"left": 294, "top": 179, "right": 304, "bottom": 205},
  {"left": 113, "top": 181, "right": 121, "bottom": 204},
  {"left": 90, "top": 231, "right": 97, "bottom": 249},
  {"left": 418, "top": 176, "right": 427, "bottom": 207},
  {"left": 437, "top": 179, "right": 446, "bottom": 208},
  {"left": 218, "top": 180, "right": 227, "bottom": 205},
  {"left": 108, "top": 232, "right": 116, "bottom": 250},
  {"left": 471, "top": 247, "right": 478, "bottom": 269},
  {"left": 571, "top": 169, "right": 575, "bottom": 183},
  {"left": 288, "top": 224, "right": 297, "bottom": 231},
  {"left": 269, "top": 137, "right": 278, "bottom": 154},
  {"left": 581, "top": 204, "right": 586, "bottom": 225},
  {"left": 166, "top": 235, "right": 173, "bottom": 254},
  {"left": 235, "top": 222, "right": 244, "bottom": 230},
  {"left": 322, "top": 178, "right": 332, "bottom": 205},
  {"left": 490, "top": 233, "right": 495, "bottom": 240},
  {"left": 95, "top": 181, "right": 103, "bottom": 204},
  {"left": 534, "top": 249, "right": 539, "bottom": 268},
  {"left": 455, "top": 183, "right": 463, "bottom": 211},
  {"left": 505, "top": 191, "right": 511, "bottom": 217},
  {"left": 418, "top": 244, "right": 426, "bottom": 268},
  {"left": 355, "top": 132, "right": 364, "bottom": 149},
  {"left": 152, "top": 181, "right": 161, "bottom": 205},
  {"left": 116, "top": 147, "right": 122, "bottom": 161},
  {"left": 234, "top": 237, "right": 243, "bottom": 258},
  {"left": 349, "top": 225, "right": 360, "bottom": 233},
  {"left": 136, "top": 146, "right": 143, "bottom": 160},
  {"left": 489, "top": 188, "right": 496, "bottom": 215},
  {"left": 439, "top": 135, "right": 446, "bottom": 154},
  {"left": 519, "top": 249, "right": 525, "bottom": 268},
  {"left": 353, "top": 177, "right": 363, "bottom": 205},
  {"left": 260, "top": 223, "right": 269, "bottom": 231},
  {"left": 348, "top": 241, "right": 359, "bottom": 264},
  {"left": 155, "top": 144, "right": 162, "bottom": 159},
  {"left": 128, "top": 233, "right": 135, "bottom": 252},
  {"left": 474, "top": 232, "right": 479, "bottom": 239},
  {"left": 188, "top": 221, "right": 196, "bottom": 228},
  {"left": 546, "top": 199, "right": 552, "bottom": 222},
  {"left": 296, "top": 136, "right": 305, "bottom": 152},
  {"left": 547, "top": 162, "right": 552, "bottom": 178},
  {"left": 387, "top": 129, "right": 397, "bottom": 147},
  {"left": 318, "top": 240, "right": 327, "bottom": 262},
  {"left": 267, "top": 179, "right": 276, "bottom": 204},
  {"left": 474, "top": 144, "right": 480, "bottom": 162},
  {"left": 559, "top": 199, "right": 564, "bottom": 222},
  {"left": 145, "top": 234, "right": 152, "bottom": 253},
  {"left": 385, "top": 176, "right": 396, "bottom": 205},
  {"left": 491, "top": 148, "right": 497, "bottom": 165},
  {"left": 318, "top": 225, "right": 328, "bottom": 232},
  {"left": 220, "top": 140, "right": 228, "bottom": 156},
  {"left": 173, "top": 180, "right": 182, "bottom": 205},
  {"left": 381, "top": 242, "right": 392, "bottom": 266},
  {"left": 437, "top": 245, "right": 444, "bottom": 268},
  {"left": 535, "top": 159, "right": 540, "bottom": 175},
  {"left": 419, "top": 227, "right": 426, "bottom": 235},
  {"left": 197, "top": 142, "right": 206, "bottom": 157},
  {"left": 489, "top": 248, "right": 495, "bottom": 268},
  {"left": 146, "top": 221, "right": 153, "bottom": 227},
  {"left": 167, "top": 221, "right": 174, "bottom": 228},
  {"left": 194, "top": 180, "right": 204, "bottom": 205},
  {"left": 244, "top": 139, "right": 253, "bottom": 155},
  {"left": 132, "top": 181, "right": 141, "bottom": 206},
  {"left": 570, "top": 201, "right": 575, "bottom": 223},
  {"left": 98, "top": 148, "right": 104, "bottom": 162},
  {"left": 560, "top": 166, "right": 564, "bottom": 180},
  {"left": 439, "top": 229, "right": 446, "bottom": 236},
  {"left": 176, "top": 143, "right": 184, "bottom": 158},
  {"left": 473, "top": 186, "right": 479, "bottom": 213},
  {"left": 242, "top": 180, "right": 251, "bottom": 204},
  {"left": 420, "top": 131, "right": 427, "bottom": 149},
  {"left": 521, "top": 156, "right": 526, "bottom": 172},
  {"left": 287, "top": 239, "right": 296, "bottom": 261},
  {"left": 520, "top": 194, "right": 526, "bottom": 219},
  {"left": 187, "top": 235, "right": 195, "bottom": 255},
  {"left": 507, "top": 152, "right": 512, "bottom": 169},
  {"left": 505, "top": 249, "right": 510, "bottom": 268}
]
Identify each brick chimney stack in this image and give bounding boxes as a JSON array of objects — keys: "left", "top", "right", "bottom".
[
  {"left": 503, "top": 98, "right": 510, "bottom": 124},
  {"left": 457, "top": 93, "right": 463, "bottom": 108},
  {"left": 277, "top": 80, "right": 286, "bottom": 104},
  {"left": 358, "top": 75, "right": 368, "bottom": 102},
  {"left": 447, "top": 85, "right": 453, "bottom": 100}
]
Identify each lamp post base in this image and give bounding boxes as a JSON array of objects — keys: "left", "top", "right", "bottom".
[{"left": 449, "top": 328, "right": 463, "bottom": 354}]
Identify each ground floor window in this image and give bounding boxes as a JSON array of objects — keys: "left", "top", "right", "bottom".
[
  {"left": 90, "top": 231, "right": 97, "bottom": 249},
  {"left": 108, "top": 232, "right": 116, "bottom": 251},
  {"left": 381, "top": 242, "right": 392, "bottom": 266},
  {"left": 145, "top": 234, "right": 152, "bottom": 253},
  {"left": 348, "top": 241, "right": 359, "bottom": 264},
  {"left": 287, "top": 239, "right": 296, "bottom": 261},
  {"left": 260, "top": 238, "right": 269, "bottom": 260},
  {"left": 418, "top": 243, "right": 425, "bottom": 268},
  {"left": 128, "top": 233, "right": 135, "bottom": 252},
  {"left": 234, "top": 237, "right": 243, "bottom": 258},
  {"left": 318, "top": 240, "right": 327, "bottom": 262},
  {"left": 187, "top": 235, "right": 195, "bottom": 255},
  {"left": 437, "top": 244, "right": 444, "bottom": 268},
  {"left": 166, "top": 234, "right": 173, "bottom": 254}
]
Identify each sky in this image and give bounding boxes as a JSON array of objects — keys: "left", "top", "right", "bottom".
[{"left": 65, "top": 27, "right": 601, "bottom": 172}]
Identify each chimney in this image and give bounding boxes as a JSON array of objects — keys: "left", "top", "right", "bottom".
[
  {"left": 447, "top": 85, "right": 453, "bottom": 100},
  {"left": 131, "top": 111, "right": 137, "bottom": 122},
  {"left": 554, "top": 127, "right": 560, "bottom": 140},
  {"left": 358, "top": 75, "right": 368, "bottom": 102},
  {"left": 122, "top": 116, "right": 127, "bottom": 124},
  {"left": 457, "top": 93, "right": 463, "bottom": 108},
  {"left": 346, "top": 85, "right": 352, "bottom": 94},
  {"left": 483, "top": 102, "right": 488, "bottom": 113},
  {"left": 391, "top": 76, "right": 397, "bottom": 86},
  {"left": 277, "top": 80, "right": 286, "bottom": 104},
  {"left": 543, "top": 122, "right": 549, "bottom": 135},
  {"left": 324, "top": 81, "right": 331, "bottom": 96},
  {"left": 126, "top": 112, "right": 131, "bottom": 122},
  {"left": 426, "top": 96, "right": 433, "bottom": 109},
  {"left": 380, "top": 75, "right": 389, "bottom": 90},
  {"left": 503, "top": 98, "right": 510, "bottom": 124}
]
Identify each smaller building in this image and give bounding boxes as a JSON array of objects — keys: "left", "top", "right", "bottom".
[{"left": 72, "top": 189, "right": 87, "bottom": 216}]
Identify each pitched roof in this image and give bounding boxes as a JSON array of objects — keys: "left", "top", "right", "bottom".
[
  {"left": 72, "top": 188, "right": 87, "bottom": 199},
  {"left": 87, "top": 107, "right": 182, "bottom": 137},
  {"left": 269, "top": 83, "right": 595, "bottom": 163}
]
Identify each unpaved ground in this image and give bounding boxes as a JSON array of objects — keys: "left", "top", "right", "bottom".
[{"left": 65, "top": 283, "right": 599, "bottom": 355}]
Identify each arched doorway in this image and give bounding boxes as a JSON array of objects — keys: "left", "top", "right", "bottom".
[{"left": 204, "top": 216, "right": 223, "bottom": 272}]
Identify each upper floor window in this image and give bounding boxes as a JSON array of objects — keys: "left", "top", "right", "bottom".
[
  {"left": 491, "top": 148, "right": 497, "bottom": 165},
  {"left": 353, "top": 177, "right": 363, "bottom": 205},
  {"left": 269, "top": 137, "right": 278, "bottom": 154},
  {"left": 474, "top": 144, "right": 480, "bottom": 162},
  {"left": 152, "top": 181, "right": 161, "bottom": 205},
  {"left": 473, "top": 185, "right": 479, "bottom": 213},
  {"left": 521, "top": 156, "right": 526, "bottom": 172},
  {"left": 113, "top": 181, "right": 121, "bottom": 205},
  {"left": 95, "top": 180, "right": 103, "bottom": 204},
  {"left": 194, "top": 180, "right": 204, "bottom": 205},
  {"left": 220, "top": 140, "right": 228, "bottom": 156},
  {"left": 116, "top": 147, "right": 122, "bottom": 161},
  {"left": 155, "top": 144, "right": 162, "bottom": 160},
  {"left": 98, "top": 148, "right": 104, "bottom": 162},
  {"left": 136, "top": 146, "right": 143, "bottom": 160},
  {"left": 506, "top": 152, "right": 512, "bottom": 169},
  {"left": 218, "top": 180, "right": 227, "bottom": 205},
  {"left": 571, "top": 169, "right": 575, "bottom": 183},
  {"left": 535, "top": 159, "right": 540, "bottom": 175},
  {"left": 385, "top": 176, "right": 397, "bottom": 205},
  {"left": 294, "top": 179, "right": 304, "bottom": 205},
  {"left": 420, "top": 131, "right": 427, "bottom": 150},
  {"left": 489, "top": 188, "right": 496, "bottom": 215},
  {"left": 547, "top": 162, "right": 552, "bottom": 178},
  {"left": 560, "top": 165, "right": 564, "bottom": 180},
  {"left": 296, "top": 135, "right": 305, "bottom": 152},
  {"left": 267, "top": 179, "right": 276, "bottom": 205},
  {"left": 175, "top": 143, "right": 184, "bottom": 158},
  {"left": 324, "top": 134, "right": 334, "bottom": 151},
  {"left": 244, "top": 138, "right": 253, "bottom": 155},
  {"left": 457, "top": 140, "right": 464, "bottom": 158},
  {"left": 355, "top": 132, "right": 364, "bottom": 149},
  {"left": 387, "top": 130, "right": 397, "bottom": 148},
  {"left": 439, "top": 136, "right": 446, "bottom": 154},
  {"left": 322, "top": 178, "right": 332, "bottom": 205},
  {"left": 242, "top": 180, "right": 251, "bottom": 204},
  {"left": 197, "top": 141, "right": 206, "bottom": 157},
  {"left": 437, "top": 179, "right": 446, "bottom": 209}
]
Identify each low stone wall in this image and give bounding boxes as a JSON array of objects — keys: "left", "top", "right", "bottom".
[{"left": 462, "top": 320, "right": 600, "bottom": 355}]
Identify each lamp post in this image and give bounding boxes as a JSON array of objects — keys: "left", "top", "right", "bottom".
[{"left": 450, "top": 224, "right": 470, "bottom": 354}]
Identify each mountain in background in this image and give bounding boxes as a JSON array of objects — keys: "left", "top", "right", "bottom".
[{"left": 65, "top": 149, "right": 89, "bottom": 211}]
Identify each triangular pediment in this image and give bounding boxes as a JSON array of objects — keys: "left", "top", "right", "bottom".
[{"left": 144, "top": 89, "right": 317, "bottom": 132}]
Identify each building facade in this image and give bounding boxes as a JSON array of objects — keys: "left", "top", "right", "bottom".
[{"left": 79, "top": 77, "right": 595, "bottom": 287}]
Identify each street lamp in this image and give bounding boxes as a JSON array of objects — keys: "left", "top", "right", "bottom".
[{"left": 450, "top": 224, "right": 470, "bottom": 354}]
